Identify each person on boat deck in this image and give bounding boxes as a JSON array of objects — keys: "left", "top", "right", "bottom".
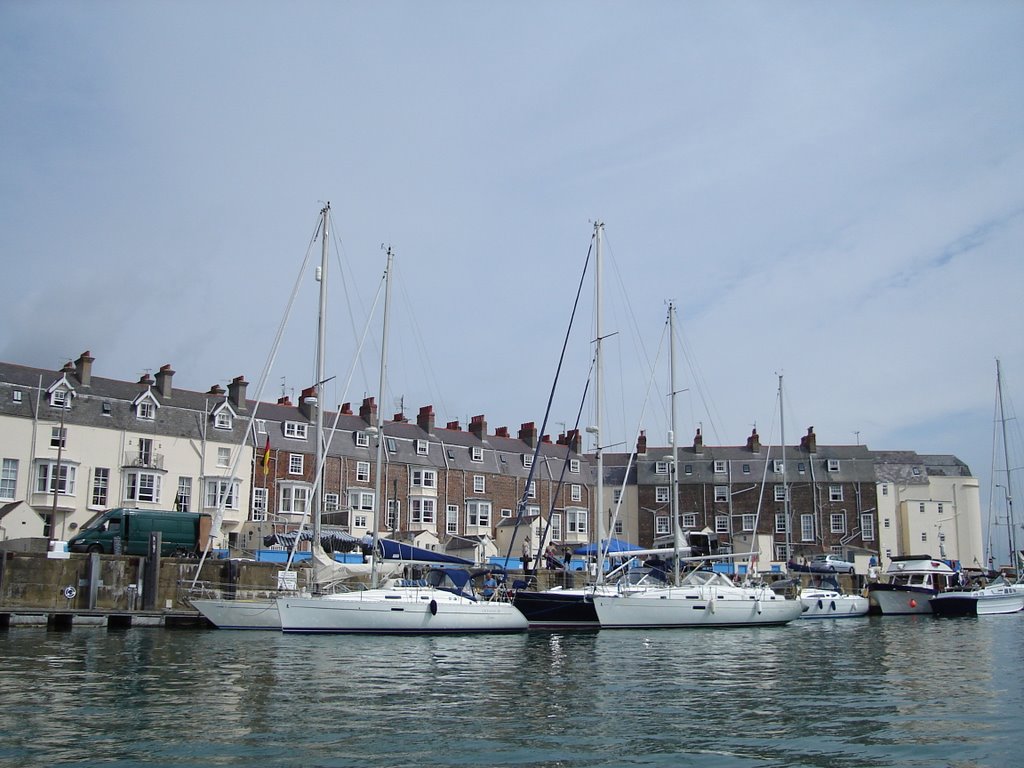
[{"left": 481, "top": 572, "right": 497, "bottom": 600}]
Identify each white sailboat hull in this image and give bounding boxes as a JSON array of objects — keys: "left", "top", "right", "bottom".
[
  {"left": 278, "top": 587, "right": 528, "bottom": 634},
  {"left": 191, "top": 598, "right": 281, "bottom": 630},
  {"left": 593, "top": 588, "right": 802, "bottom": 628},
  {"left": 798, "top": 590, "right": 869, "bottom": 619}
]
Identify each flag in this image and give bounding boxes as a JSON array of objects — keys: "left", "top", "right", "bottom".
[{"left": 261, "top": 436, "right": 271, "bottom": 476}]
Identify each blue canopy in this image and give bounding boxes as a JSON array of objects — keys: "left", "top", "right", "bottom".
[
  {"left": 377, "top": 538, "right": 473, "bottom": 565},
  {"left": 573, "top": 538, "right": 640, "bottom": 556}
]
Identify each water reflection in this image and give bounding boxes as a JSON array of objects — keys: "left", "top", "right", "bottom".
[{"left": 1, "top": 615, "right": 1021, "bottom": 767}]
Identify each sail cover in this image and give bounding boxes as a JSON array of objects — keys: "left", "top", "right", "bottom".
[
  {"left": 263, "top": 526, "right": 362, "bottom": 551},
  {"left": 377, "top": 538, "right": 473, "bottom": 565}
]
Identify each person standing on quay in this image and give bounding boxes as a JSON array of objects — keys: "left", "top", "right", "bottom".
[{"left": 521, "top": 537, "right": 532, "bottom": 575}]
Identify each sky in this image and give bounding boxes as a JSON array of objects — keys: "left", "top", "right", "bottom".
[{"left": 2, "top": 2, "right": 1023, "bottom": 560}]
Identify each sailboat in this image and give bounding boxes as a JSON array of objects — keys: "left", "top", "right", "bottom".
[
  {"left": 276, "top": 247, "right": 527, "bottom": 634},
  {"left": 592, "top": 304, "right": 803, "bottom": 629}
]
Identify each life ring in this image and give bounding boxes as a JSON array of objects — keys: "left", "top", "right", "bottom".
[
  {"left": 429, "top": 599, "right": 437, "bottom": 616},
  {"left": 63, "top": 585, "right": 77, "bottom": 600}
]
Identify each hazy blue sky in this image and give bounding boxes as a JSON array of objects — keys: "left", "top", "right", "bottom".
[{"left": 3, "top": 2, "right": 1023, "bottom": 559}]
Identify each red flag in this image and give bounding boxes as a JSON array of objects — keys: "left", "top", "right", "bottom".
[{"left": 261, "top": 436, "right": 271, "bottom": 476}]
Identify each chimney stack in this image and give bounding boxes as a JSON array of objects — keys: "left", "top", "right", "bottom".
[
  {"left": 416, "top": 405, "right": 435, "bottom": 434},
  {"left": 360, "top": 397, "right": 377, "bottom": 426},
  {"left": 746, "top": 428, "right": 761, "bottom": 453},
  {"left": 299, "top": 386, "right": 317, "bottom": 420},
  {"left": 446, "top": 420, "right": 462, "bottom": 431},
  {"left": 637, "top": 430, "right": 647, "bottom": 456},
  {"left": 693, "top": 427, "right": 704, "bottom": 454},
  {"left": 340, "top": 402, "right": 353, "bottom": 415},
  {"left": 155, "top": 364, "right": 175, "bottom": 399},
  {"left": 801, "top": 426, "right": 817, "bottom": 453},
  {"left": 518, "top": 422, "right": 538, "bottom": 449},
  {"left": 228, "top": 375, "right": 248, "bottom": 411},
  {"left": 139, "top": 372, "right": 154, "bottom": 390},
  {"left": 277, "top": 394, "right": 293, "bottom": 406},
  {"left": 469, "top": 414, "right": 487, "bottom": 441},
  {"left": 208, "top": 383, "right": 225, "bottom": 396},
  {"left": 74, "top": 351, "right": 94, "bottom": 387},
  {"left": 495, "top": 426, "right": 509, "bottom": 438}
]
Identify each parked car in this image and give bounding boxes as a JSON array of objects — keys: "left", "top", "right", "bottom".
[{"left": 809, "top": 554, "right": 855, "bottom": 574}]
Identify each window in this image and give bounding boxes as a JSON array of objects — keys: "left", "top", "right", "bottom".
[
  {"left": 137, "top": 401, "right": 155, "bottom": 420},
  {"left": 252, "top": 488, "right": 268, "bottom": 521},
  {"left": 416, "top": 439, "right": 429, "bottom": 456},
  {"left": 473, "top": 475, "right": 486, "bottom": 493},
  {"left": 12, "top": 390, "right": 22, "bottom": 403},
  {"left": 919, "top": 502, "right": 925, "bottom": 514},
  {"left": 255, "top": 419, "right": 267, "bottom": 434},
  {"left": 386, "top": 499, "right": 400, "bottom": 530},
  {"left": 800, "top": 514, "right": 815, "bottom": 542},
  {"left": 284, "top": 422, "right": 307, "bottom": 439},
  {"left": 217, "top": 447, "right": 231, "bottom": 467},
  {"left": 921, "top": 531, "right": 928, "bottom": 542},
  {"left": 569, "top": 459, "right": 580, "bottom": 473},
  {"left": 655, "top": 461, "right": 669, "bottom": 475},
  {"left": 715, "top": 515, "right": 729, "bottom": 533},
  {"left": 797, "top": 462, "right": 806, "bottom": 474},
  {"left": 138, "top": 437, "right": 154, "bottom": 466},
  {"left": 50, "top": 389, "right": 70, "bottom": 408},
  {"left": 829, "top": 485, "right": 843, "bottom": 502},
  {"left": 126, "top": 471, "right": 161, "bottom": 503},
  {"left": 51, "top": 427, "right": 66, "bottom": 449},
  {"left": 289, "top": 454, "right": 304, "bottom": 475},
  {"left": 522, "top": 453, "right": 533, "bottom": 468},
  {"left": 214, "top": 411, "right": 232, "bottom": 430},
  {"left": 570, "top": 484, "right": 582, "bottom": 502},
  {"left": 774, "top": 544, "right": 788, "bottom": 561},
  {"left": 411, "top": 469, "right": 436, "bottom": 488},
  {"left": 684, "top": 464, "right": 693, "bottom": 475},
  {"left": 937, "top": 502, "right": 944, "bottom": 515},
  {"left": 386, "top": 437, "right": 397, "bottom": 453},
  {"left": 655, "top": 516, "right": 671, "bottom": 535},
  {"left": 348, "top": 490, "right": 374, "bottom": 512},
  {"left": 884, "top": 517, "right": 890, "bottom": 529},
  {"left": 613, "top": 519, "right": 623, "bottom": 534},
  {"left": 830, "top": 513, "right": 846, "bottom": 534},
  {"left": 280, "top": 484, "right": 310, "bottom": 514},
  {"left": 861, "top": 513, "right": 875, "bottom": 541},
  {"left": 774, "top": 485, "right": 787, "bottom": 502},
  {"left": 501, "top": 508, "right": 513, "bottom": 518},
  {"left": 713, "top": 460, "right": 726, "bottom": 473},
  {"left": 324, "top": 493, "right": 339, "bottom": 512},
  {"left": 467, "top": 501, "right": 491, "bottom": 527},
  {"left": 91, "top": 467, "right": 109, "bottom": 508},
  {"left": 773, "top": 460, "right": 784, "bottom": 473},
  {"left": 176, "top": 477, "right": 192, "bottom": 513},
  {"left": 102, "top": 401, "right": 111, "bottom": 415},
  {"left": 446, "top": 504, "right": 459, "bottom": 534},
  {"left": 205, "top": 479, "right": 238, "bottom": 510},
  {"left": 655, "top": 486, "right": 670, "bottom": 503},
  {"left": 36, "top": 462, "right": 76, "bottom": 495},
  {"left": 528, "top": 480, "right": 537, "bottom": 499},
  {"left": 355, "top": 431, "right": 369, "bottom": 447},
  {"left": 682, "top": 513, "right": 697, "bottom": 528},
  {"left": 775, "top": 513, "right": 788, "bottom": 534},
  {"left": 613, "top": 488, "right": 622, "bottom": 504},
  {"left": 741, "top": 514, "right": 755, "bottom": 532},
  {"left": 882, "top": 485, "right": 889, "bottom": 496},
  {"left": 356, "top": 461, "right": 370, "bottom": 483},
  {"left": 353, "top": 514, "right": 368, "bottom": 528},
  {"left": 912, "top": 467, "right": 921, "bottom": 476},
  {"left": 1, "top": 459, "right": 18, "bottom": 500},
  {"left": 827, "top": 459, "right": 840, "bottom": 472},
  {"left": 468, "top": 446, "right": 482, "bottom": 462},
  {"left": 550, "top": 512, "right": 562, "bottom": 540},
  {"left": 566, "top": 508, "right": 588, "bottom": 534},
  {"left": 714, "top": 486, "right": 728, "bottom": 502},
  {"left": 411, "top": 498, "right": 436, "bottom": 524},
  {"left": 742, "top": 463, "right": 750, "bottom": 475}
]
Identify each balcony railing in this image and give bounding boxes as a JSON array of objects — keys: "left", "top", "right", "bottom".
[{"left": 123, "top": 451, "right": 164, "bottom": 469}]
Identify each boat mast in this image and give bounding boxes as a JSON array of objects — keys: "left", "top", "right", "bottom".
[
  {"left": 369, "top": 247, "right": 393, "bottom": 589},
  {"left": 780, "top": 373, "right": 790, "bottom": 564},
  {"left": 593, "top": 222, "right": 606, "bottom": 586},
  {"left": 669, "top": 302, "right": 682, "bottom": 586},
  {"left": 312, "top": 203, "right": 329, "bottom": 554},
  {"left": 997, "top": 358, "right": 1017, "bottom": 572}
]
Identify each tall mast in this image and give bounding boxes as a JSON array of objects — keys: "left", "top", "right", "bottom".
[
  {"left": 997, "top": 358, "right": 1017, "bottom": 571},
  {"left": 669, "top": 302, "right": 682, "bottom": 586},
  {"left": 312, "top": 203, "right": 329, "bottom": 551},
  {"left": 370, "top": 247, "right": 393, "bottom": 588},
  {"left": 593, "top": 222, "right": 606, "bottom": 585},
  {"left": 780, "top": 373, "right": 790, "bottom": 563}
]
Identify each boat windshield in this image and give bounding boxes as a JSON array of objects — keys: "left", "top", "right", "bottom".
[{"left": 680, "top": 569, "right": 734, "bottom": 588}]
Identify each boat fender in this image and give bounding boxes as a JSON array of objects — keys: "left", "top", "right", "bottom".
[
  {"left": 909, "top": 599, "right": 917, "bottom": 609},
  {"left": 429, "top": 599, "right": 437, "bottom": 616},
  {"left": 708, "top": 598, "right": 715, "bottom": 614},
  {"left": 817, "top": 599, "right": 823, "bottom": 610},
  {"left": 830, "top": 600, "right": 836, "bottom": 611}
]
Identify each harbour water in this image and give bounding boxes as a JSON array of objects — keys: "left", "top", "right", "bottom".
[{"left": 1, "top": 615, "right": 1021, "bottom": 767}]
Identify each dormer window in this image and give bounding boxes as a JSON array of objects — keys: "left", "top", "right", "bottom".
[
  {"left": 284, "top": 421, "right": 308, "bottom": 439},
  {"left": 416, "top": 439, "right": 429, "bottom": 456},
  {"left": 386, "top": 437, "right": 397, "bottom": 453},
  {"left": 827, "top": 459, "right": 840, "bottom": 472},
  {"left": 12, "top": 390, "right": 22, "bottom": 403},
  {"left": 138, "top": 401, "right": 155, "bottom": 421},
  {"left": 655, "top": 461, "right": 669, "bottom": 475},
  {"left": 214, "top": 411, "right": 232, "bottom": 430},
  {"left": 50, "top": 389, "right": 70, "bottom": 409},
  {"left": 713, "top": 460, "right": 727, "bottom": 473},
  {"left": 569, "top": 459, "right": 580, "bottom": 473},
  {"left": 522, "top": 454, "right": 534, "bottom": 468},
  {"left": 355, "top": 431, "right": 369, "bottom": 447},
  {"left": 773, "top": 460, "right": 784, "bottom": 473},
  {"left": 471, "top": 446, "right": 483, "bottom": 462}
]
